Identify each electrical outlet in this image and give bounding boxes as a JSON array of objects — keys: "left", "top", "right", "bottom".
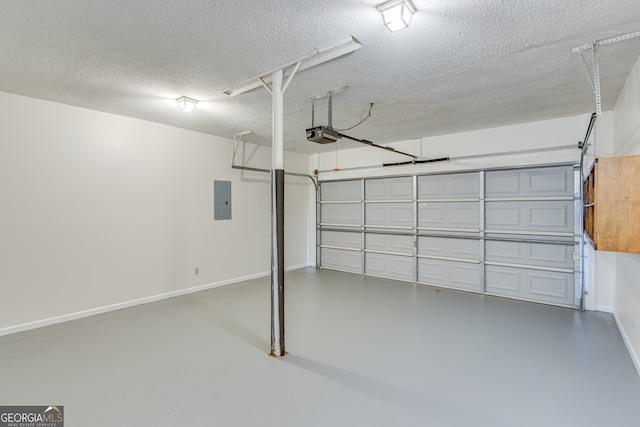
[{"left": 195, "top": 268, "right": 199, "bottom": 275}]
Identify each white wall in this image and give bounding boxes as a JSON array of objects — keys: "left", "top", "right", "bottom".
[
  {"left": 0, "top": 91, "right": 313, "bottom": 332},
  {"left": 316, "top": 115, "right": 585, "bottom": 181},
  {"left": 605, "top": 54, "right": 640, "bottom": 374}
]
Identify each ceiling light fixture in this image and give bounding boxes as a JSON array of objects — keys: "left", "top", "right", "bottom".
[
  {"left": 176, "top": 96, "right": 198, "bottom": 112},
  {"left": 376, "top": 0, "right": 416, "bottom": 32}
]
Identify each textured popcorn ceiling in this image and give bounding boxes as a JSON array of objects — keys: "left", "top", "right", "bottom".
[{"left": 1, "top": 0, "right": 640, "bottom": 154}]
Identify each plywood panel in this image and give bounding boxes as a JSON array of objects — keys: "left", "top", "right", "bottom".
[{"left": 594, "top": 156, "right": 640, "bottom": 253}]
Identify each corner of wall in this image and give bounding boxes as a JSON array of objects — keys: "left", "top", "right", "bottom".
[{"left": 608, "top": 52, "right": 640, "bottom": 377}]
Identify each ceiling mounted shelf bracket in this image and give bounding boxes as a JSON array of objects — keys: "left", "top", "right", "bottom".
[
  {"left": 222, "top": 36, "right": 362, "bottom": 97},
  {"left": 578, "top": 52, "right": 596, "bottom": 96},
  {"left": 592, "top": 44, "right": 602, "bottom": 116},
  {"left": 572, "top": 29, "right": 640, "bottom": 116},
  {"left": 306, "top": 85, "right": 349, "bottom": 102}
]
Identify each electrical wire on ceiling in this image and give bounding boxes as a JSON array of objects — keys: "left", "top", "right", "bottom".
[{"left": 335, "top": 102, "right": 374, "bottom": 131}]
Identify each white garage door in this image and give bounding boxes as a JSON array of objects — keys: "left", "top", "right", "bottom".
[{"left": 319, "top": 165, "right": 581, "bottom": 308}]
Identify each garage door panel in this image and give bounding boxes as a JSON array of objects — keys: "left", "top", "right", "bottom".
[
  {"left": 365, "top": 253, "right": 414, "bottom": 281},
  {"left": 320, "top": 165, "right": 577, "bottom": 308},
  {"left": 418, "top": 173, "right": 480, "bottom": 199},
  {"left": 321, "top": 180, "right": 362, "bottom": 201},
  {"left": 366, "top": 233, "right": 414, "bottom": 254},
  {"left": 485, "top": 241, "right": 574, "bottom": 269},
  {"left": 418, "top": 259, "right": 482, "bottom": 291},
  {"left": 321, "top": 231, "right": 362, "bottom": 249},
  {"left": 486, "top": 265, "right": 574, "bottom": 306},
  {"left": 530, "top": 273, "right": 570, "bottom": 299},
  {"left": 366, "top": 177, "right": 413, "bottom": 200},
  {"left": 321, "top": 248, "right": 362, "bottom": 273},
  {"left": 485, "top": 167, "right": 573, "bottom": 198},
  {"left": 321, "top": 203, "right": 362, "bottom": 226},
  {"left": 450, "top": 263, "right": 483, "bottom": 290},
  {"left": 485, "top": 267, "right": 521, "bottom": 292},
  {"left": 418, "top": 236, "right": 480, "bottom": 260},
  {"left": 527, "top": 168, "right": 572, "bottom": 195},
  {"left": 366, "top": 203, "right": 413, "bottom": 228},
  {"left": 418, "top": 202, "right": 480, "bottom": 230},
  {"left": 485, "top": 201, "right": 573, "bottom": 234},
  {"left": 529, "top": 244, "right": 573, "bottom": 267}
]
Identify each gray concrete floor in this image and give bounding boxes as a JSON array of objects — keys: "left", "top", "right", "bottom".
[{"left": 1, "top": 267, "right": 639, "bottom": 426}]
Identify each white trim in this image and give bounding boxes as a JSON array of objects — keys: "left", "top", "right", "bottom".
[
  {"left": 319, "top": 223, "right": 362, "bottom": 227},
  {"left": 0, "top": 264, "right": 310, "bottom": 338},
  {"left": 613, "top": 311, "right": 640, "bottom": 378},
  {"left": 595, "top": 304, "right": 614, "bottom": 313}
]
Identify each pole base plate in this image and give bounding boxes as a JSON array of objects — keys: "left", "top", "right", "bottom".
[{"left": 268, "top": 351, "right": 289, "bottom": 359}]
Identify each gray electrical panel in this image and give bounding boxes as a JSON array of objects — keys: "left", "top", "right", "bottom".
[{"left": 214, "top": 180, "right": 232, "bottom": 220}]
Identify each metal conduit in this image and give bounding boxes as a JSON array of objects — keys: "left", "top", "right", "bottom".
[
  {"left": 231, "top": 164, "right": 320, "bottom": 271},
  {"left": 231, "top": 164, "right": 318, "bottom": 191}
]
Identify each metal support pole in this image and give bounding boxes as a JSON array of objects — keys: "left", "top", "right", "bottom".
[
  {"left": 222, "top": 38, "right": 362, "bottom": 359},
  {"left": 270, "top": 69, "right": 286, "bottom": 358}
]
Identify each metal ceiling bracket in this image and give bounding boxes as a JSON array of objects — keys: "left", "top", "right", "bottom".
[
  {"left": 306, "top": 85, "right": 349, "bottom": 102},
  {"left": 222, "top": 37, "right": 362, "bottom": 97},
  {"left": 572, "top": 29, "right": 640, "bottom": 116},
  {"left": 592, "top": 44, "right": 602, "bottom": 116},
  {"left": 578, "top": 52, "right": 596, "bottom": 96},
  {"left": 572, "top": 30, "right": 640, "bottom": 53}
]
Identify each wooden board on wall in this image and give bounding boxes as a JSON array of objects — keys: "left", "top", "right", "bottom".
[{"left": 594, "top": 156, "right": 640, "bottom": 253}]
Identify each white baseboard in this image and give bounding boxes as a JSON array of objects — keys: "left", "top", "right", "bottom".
[
  {"left": 613, "top": 312, "right": 640, "bottom": 378},
  {"left": 595, "top": 304, "right": 614, "bottom": 313},
  {"left": 0, "top": 264, "right": 311, "bottom": 338}
]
